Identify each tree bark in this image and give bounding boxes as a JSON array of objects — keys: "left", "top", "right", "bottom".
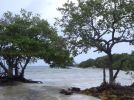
[
  {"left": 0, "top": 62, "right": 8, "bottom": 74},
  {"left": 108, "top": 53, "right": 114, "bottom": 84},
  {"left": 6, "top": 58, "right": 14, "bottom": 78},
  {"left": 19, "top": 58, "right": 30, "bottom": 78},
  {"left": 103, "top": 67, "right": 106, "bottom": 83},
  {"left": 15, "top": 67, "right": 19, "bottom": 77},
  {"left": 113, "top": 59, "right": 125, "bottom": 81},
  {"left": 14, "top": 58, "right": 19, "bottom": 77},
  {"left": 8, "top": 66, "right": 13, "bottom": 78}
]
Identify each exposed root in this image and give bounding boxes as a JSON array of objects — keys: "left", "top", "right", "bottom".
[{"left": 0, "top": 76, "right": 43, "bottom": 86}]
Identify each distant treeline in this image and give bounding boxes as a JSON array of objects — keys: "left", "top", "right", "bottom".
[{"left": 79, "top": 52, "right": 134, "bottom": 70}]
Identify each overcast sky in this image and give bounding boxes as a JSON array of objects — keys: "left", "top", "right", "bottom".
[{"left": 1, "top": 0, "right": 134, "bottom": 66}]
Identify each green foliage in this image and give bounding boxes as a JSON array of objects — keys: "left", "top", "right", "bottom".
[
  {"left": 57, "top": 0, "right": 134, "bottom": 83},
  {"left": 79, "top": 59, "right": 95, "bottom": 68},
  {"left": 79, "top": 53, "right": 134, "bottom": 71},
  {"left": 0, "top": 9, "right": 73, "bottom": 78},
  {"left": 57, "top": 0, "right": 134, "bottom": 55},
  {"left": 95, "top": 56, "right": 108, "bottom": 68}
]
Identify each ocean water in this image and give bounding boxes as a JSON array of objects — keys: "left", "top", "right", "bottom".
[
  {"left": 25, "top": 66, "right": 133, "bottom": 89},
  {"left": 0, "top": 66, "right": 133, "bottom": 100}
]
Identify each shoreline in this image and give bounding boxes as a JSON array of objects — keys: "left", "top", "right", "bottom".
[
  {"left": 0, "top": 68, "right": 133, "bottom": 100},
  {"left": 60, "top": 82, "right": 134, "bottom": 100},
  {"left": 0, "top": 83, "right": 100, "bottom": 100},
  {"left": 81, "top": 83, "right": 134, "bottom": 100},
  {"left": 0, "top": 79, "right": 133, "bottom": 100}
]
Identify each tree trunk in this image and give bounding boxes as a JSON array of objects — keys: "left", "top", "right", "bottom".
[
  {"left": 6, "top": 58, "right": 14, "bottom": 78},
  {"left": 8, "top": 66, "right": 13, "bottom": 78},
  {"left": 19, "top": 67, "right": 25, "bottom": 78},
  {"left": 113, "top": 59, "right": 125, "bottom": 82},
  {"left": 15, "top": 67, "right": 19, "bottom": 77},
  {"left": 19, "top": 58, "right": 30, "bottom": 78},
  {"left": 108, "top": 53, "right": 114, "bottom": 84},
  {"left": 109, "top": 67, "right": 114, "bottom": 84},
  {"left": 14, "top": 58, "right": 19, "bottom": 77},
  {"left": 103, "top": 67, "right": 106, "bottom": 83}
]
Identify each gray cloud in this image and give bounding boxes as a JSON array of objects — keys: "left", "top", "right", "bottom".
[{"left": 0, "top": 0, "right": 134, "bottom": 65}]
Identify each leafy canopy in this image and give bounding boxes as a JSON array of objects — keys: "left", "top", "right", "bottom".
[
  {"left": 57, "top": 0, "right": 134, "bottom": 83},
  {"left": 0, "top": 9, "right": 72, "bottom": 73},
  {"left": 57, "top": 0, "right": 134, "bottom": 55}
]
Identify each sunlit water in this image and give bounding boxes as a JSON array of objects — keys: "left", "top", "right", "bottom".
[{"left": 0, "top": 66, "right": 133, "bottom": 100}]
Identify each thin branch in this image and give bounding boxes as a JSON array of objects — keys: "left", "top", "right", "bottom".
[{"left": 113, "top": 59, "right": 126, "bottom": 81}]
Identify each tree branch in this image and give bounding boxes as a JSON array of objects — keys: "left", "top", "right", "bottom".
[
  {"left": 0, "top": 61, "right": 8, "bottom": 73},
  {"left": 20, "top": 57, "right": 31, "bottom": 77},
  {"left": 113, "top": 59, "right": 126, "bottom": 81}
]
